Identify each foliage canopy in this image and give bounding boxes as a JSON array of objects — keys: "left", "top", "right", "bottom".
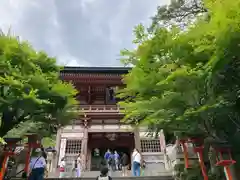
[
  {"left": 0, "top": 32, "right": 78, "bottom": 137},
  {"left": 118, "top": 0, "right": 240, "bottom": 171}
]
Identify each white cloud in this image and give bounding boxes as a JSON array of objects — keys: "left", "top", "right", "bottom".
[{"left": 0, "top": 0, "right": 169, "bottom": 66}]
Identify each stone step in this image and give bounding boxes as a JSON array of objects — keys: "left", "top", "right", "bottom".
[
  {"left": 48, "top": 170, "right": 172, "bottom": 178},
  {"left": 46, "top": 176, "right": 174, "bottom": 180}
]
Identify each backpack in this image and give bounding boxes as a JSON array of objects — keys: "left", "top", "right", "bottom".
[
  {"left": 108, "top": 156, "right": 114, "bottom": 165},
  {"left": 98, "top": 176, "right": 110, "bottom": 180}
]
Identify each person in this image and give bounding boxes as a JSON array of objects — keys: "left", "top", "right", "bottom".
[
  {"left": 72, "top": 158, "right": 77, "bottom": 177},
  {"left": 94, "top": 148, "right": 101, "bottom": 169},
  {"left": 29, "top": 148, "right": 47, "bottom": 180},
  {"left": 113, "top": 150, "right": 119, "bottom": 170},
  {"left": 109, "top": 152, "right": 115, "bottom": 172},
  {"left": 121, "top": 153, "right": 129, "bottom": 176},
  {"left": 59, "top": 157, "right": 66, "bottom": 178},
  {"left": 40, "top": 146, "right": 47, "bottom": 160},
  {"left": 40, "top": 147, "right": 48, "bottom": 178},
  {"left": 132, "top": 148, "right": 141, "bottom": 177},
  {"left": 104, "top": 149, "right": 111, "bottom": 167},
  {"left": 96, "top": 167, "right": 112, "bottom": 180},
  {"left": 76, "top": 154, "right": 82, "bottom": 177}
]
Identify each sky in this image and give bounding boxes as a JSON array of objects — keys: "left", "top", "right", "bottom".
[{"left": 0, "top": 0, "right": 168, "bottom": 67}]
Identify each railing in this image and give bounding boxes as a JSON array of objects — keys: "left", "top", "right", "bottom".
[{"left": 75, "top": 105, "right": 124, "bottom": 113}]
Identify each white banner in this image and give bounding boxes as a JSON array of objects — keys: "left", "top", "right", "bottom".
[
  {"left": 58, "top": 138, "right": 66, "bottom": 166},
  {"left": 159, "top": 129, "right": 166, "bottom": 152}
]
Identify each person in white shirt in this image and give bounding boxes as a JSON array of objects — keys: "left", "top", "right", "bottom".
[
  {"left": 29, "top": 148, "right": 46, "bottom": 180},
  {"left": 132, "top": 148, "right": 141, "bottom": 176},
  {"left": 59, "top": 157, "right": 66, "bottom": 178},
  {"left": 76, "top": 154, "right": 82, "bottom": 177}
]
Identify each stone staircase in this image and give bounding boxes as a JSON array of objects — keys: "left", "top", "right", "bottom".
[
  {"left": 48, "top": 170, "right": 172, "bottom": 178},
  {"left": 13, "top": 177, "right": 173, "bottom": 180},
  {"left": 46, "top": 176, "right": 173, "bottom": 180}
]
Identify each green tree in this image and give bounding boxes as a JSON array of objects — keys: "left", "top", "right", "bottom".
[
  {"left": 118, "top": 0, "right": 240, "bottom": 177},
  {"left": 149, "top": 0, "right": 207, "bottom": 31},
  {"left": 0, "top": 32, "right": 78, "bottom": 137}
]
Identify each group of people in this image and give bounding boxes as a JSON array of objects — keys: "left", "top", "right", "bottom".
[
  {"left": 103, "top": 148, "right": 144, "bottom": 177},
  {"left": 103, "top": 150, "right": 128, "bottom": 176},
  {"left": 28, "top": 147, "right": 145, "bottom": 179},
  {"left": 59, "top": 153, "right": 83, "bottom": 178}
]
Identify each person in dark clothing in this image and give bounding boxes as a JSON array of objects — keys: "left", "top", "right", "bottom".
[
  {"left": 41, "top": 147, "right": 47, "bottom": 160},
  {"left": 120, "top": 153, "right": 129, "bottom": 176},
  {"left": 96, "top": 167, "right": 112, "bottom": 180},
  {"left": 109, "top": 153, "right": 116, "bottom": 172}
]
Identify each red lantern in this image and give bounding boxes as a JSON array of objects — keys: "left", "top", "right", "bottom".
[
  {"left": 188, "top": 137, "right": 208, "bottom": 180},
  {"left": 24, "top": 134, "right": 42, "bottom": 176},
  {"left": 212, "top": 142, "right": 236, "bottom": 180},
  {"left": 0, "top": 138, "right": 22, "bottom": 180}
]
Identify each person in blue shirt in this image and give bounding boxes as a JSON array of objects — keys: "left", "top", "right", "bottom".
[
  {"left": 113, "top": 151, "right": 120, "bottom": 170},
  {"left": 104, "top": 149, "right": 111, "bottom": 167},
  {"left": 29, "top": 148, "right": 46, "bottom": 180}
]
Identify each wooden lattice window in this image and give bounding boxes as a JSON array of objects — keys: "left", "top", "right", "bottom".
[
  {"left": 140, "top": 139, "right": 161, "bottom": 152},
  {"left": 65, "top": 139, "right": 82, "bottom": 154}
]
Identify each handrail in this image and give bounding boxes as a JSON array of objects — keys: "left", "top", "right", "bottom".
[{"left": 76, "top": 105, "right": 124, "bottom": 112}]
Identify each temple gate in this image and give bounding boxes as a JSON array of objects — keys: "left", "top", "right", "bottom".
[{"left": 53, "top": 67, "right": 166, "bottom": 176}]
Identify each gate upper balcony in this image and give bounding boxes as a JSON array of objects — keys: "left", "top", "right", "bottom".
[
  {"left": 77, "top": 105, "right": 124, "bottom": 114},
  {"left": 60, "top": 66, "right": 131, "bottom": 113}
]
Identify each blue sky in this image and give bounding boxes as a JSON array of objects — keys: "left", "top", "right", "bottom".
[{"left": 0, "top": 0, "right": 168, "bottom": 66}]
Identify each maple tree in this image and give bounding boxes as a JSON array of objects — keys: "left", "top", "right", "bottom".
[
  {"left": 119, "top": 0, "right": 240, "bottom": 178},
  {"left": 0, "top": 32, "right": 78, "bottom": 137}
]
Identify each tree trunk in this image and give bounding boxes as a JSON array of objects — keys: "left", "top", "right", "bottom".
[{"left": 0, "top": 113, "right": 17, "bottom": 137}]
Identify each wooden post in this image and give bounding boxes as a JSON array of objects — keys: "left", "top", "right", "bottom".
[
  {"left": 81, "top": 127, "right": 88, "bottom": 171},
  {"left": 81, "top": 114, "right": 90, "bottom": 171}
]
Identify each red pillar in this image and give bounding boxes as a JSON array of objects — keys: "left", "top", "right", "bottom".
[
  {"left": 0, "top": 153, "right": 9, "bottom": 180},
  {"left": 24, "top": 144, "right": 32, "bottom": 175},
  {"left": 194, "top": 147, "right": 208, "bottom": 180}
]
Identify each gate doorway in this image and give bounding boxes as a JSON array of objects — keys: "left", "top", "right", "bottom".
[{"left": 88, "top": 132, "right": 134, "bottom": 171}]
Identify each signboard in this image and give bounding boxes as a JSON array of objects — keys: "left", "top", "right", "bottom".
[
  {"left": 58, "top": 138, "right": 66, "bottom": 166},
  {"left": 159, "top": 129, "right": 166, "bottom": 152}
]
